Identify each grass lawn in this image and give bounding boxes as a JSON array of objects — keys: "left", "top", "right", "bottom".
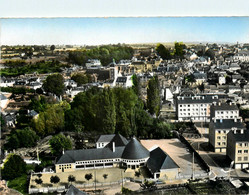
[{"left": 8, "top": 174, "right": 29, "bottom": 195}]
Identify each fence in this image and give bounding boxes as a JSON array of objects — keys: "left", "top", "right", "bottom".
[{"left": 179, "top": 135, "right": 211, "bottom": 173}]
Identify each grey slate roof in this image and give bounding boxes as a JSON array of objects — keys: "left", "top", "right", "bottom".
[
  {"left": 212, "top": 119, "right": 245, "bottom": 129},
  {"left": 147, "top": 147, "right": 179, "bottom": 174},
  {"left": 57, "top": 146, "right": 125, "bottom": 164},
  {"left": 66, "top": 185, "right": 88, "bottom": 195},
  {"left": 121, "top": 137, "right": 150, "bottom": 160},
  {"left": 106, "top": 134, "right": 129, "bottom": 148},
  {"left": 177, "top": 95, "right": 219, "bottom": 104},
  {"left": 0, "top": 94, "right": 8, "bottom": 100},
  {"left": 227, "top": 130, "right": 249, "bottom": 142},
  {"left": 211, "top": 103, "right": 238, "bottom": 111},
  {"left": 116, "top": 77, "right": 127, "bottom": 83},
  {"left": 97, "top": 134, "right": 115, "bottom": 143}
]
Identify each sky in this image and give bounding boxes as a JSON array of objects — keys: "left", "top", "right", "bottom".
[
  {"left": 1, "top": 17, "right": 249, "bottom": 45},
  {"left": 0, "top": 0, "right": 249, "bottom": 18}
]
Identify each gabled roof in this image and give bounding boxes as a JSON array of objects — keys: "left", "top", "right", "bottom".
[
  {"left": 122, "top": 137, "right": 150, "bottom": 160},
  {"left": 57, "top": 146, "right": 125, "bottom": 164},
  {"left": 97, "top": 134, "right": 115, "bottom": 143},
  {"left": 106, "top": 134, "right": 128, "bottom": 148},
  {"left": 147, "top": 147, "right": 179, "bottom": 173},
  {"left": 66, "top": 185, "right": 88, "bottom": 195}
]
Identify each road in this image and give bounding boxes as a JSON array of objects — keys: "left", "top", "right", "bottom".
[{"left": 187, "top": 126, "right": 231, "bottom": 180}]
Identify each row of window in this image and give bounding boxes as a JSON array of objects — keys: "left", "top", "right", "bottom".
[
  {"left": 237, "top": 150, "right": 248, "bottom": 154},
  {"left": 238, "top": 156, "right": 248, "bottom": 161},
  {"left": 59, "top": 164, "right": 72, "bottom": 169},
  {"left": 217, "top": 136, "right": 226, "bottom": 140},
  {"left": 238, "top": 143, "right": 249, "bottom": 147},
  {"left": 179, "top": 112, "right": 206, "bottom": 116},
  {"left": 123, "top": 159, "right": 145, "bottom": 163},
  {"left": 179, "top": 104, "right": 208, "bottom": 107},
  {"left": 216, "top": 116, "right": 236, "bottom": 119},
  {"left": 76, "top": 159, "right": 119, "bottom": 165},
  {"left": 216, "top": 111, "right": 238, "bottom": 114},
  {"left": 180, "top": 108, "right": 206, "bottom": 111},
  {"left": 217, "top": 142, "right": 226, "bottom": 146}
]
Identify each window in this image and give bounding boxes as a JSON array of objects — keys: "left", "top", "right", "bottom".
[
  {"left": 223, "top": 136, "right": 226, "bottom": 140},
  {"left": 180, "top": 105, "right": 182, "bottom": 107},
  {"left": 238, "top": 150, "right": 242, "bottom": 153},
  {"left": 244, "top": 157, "right": 248, "bottom": 161},
  {"left": 222, "top": 142, "right": 226, "bottom": 146},
  {"left": 239, "top": 143, "right": 243, "bottom": 147},
  {"left": 217, "top": 136, "right": 221, "bottom": 140},
  {"left": 244, "top": 150, "right": 248, "bottom": 153},
  {"left": 218, "top": 131, "right": 221, "bottom": 134},
  {"left": 217, "top": 142, "right": 221, "bottom": 146},
  {"left": 245, "top": 143, "right": 248, "bottom": 147},
  {"left": 188, "top": 105, "right": 190, "bottom": 107},
  {"left": 238, "top": 157, "right": 242, "bottom": 161}
]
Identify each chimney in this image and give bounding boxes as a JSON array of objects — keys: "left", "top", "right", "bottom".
[
  {"left": 241, "top": 129, "right": 244, "bottom": 134},
  {"left": 229, "top": 102, "right": 232, "bottom": 105},
  {"left": 112, "top": 142, "right": 115, "bottom": 153},
  {"left": 220, "top": 119, "right": 223, "bottom": 123},
  {"left": 218, "top": 102, "right": 221, "bottom": 106},
  {"left": 62, "top": 148, "right": 65, "bottom": 154},
  {"left": 234, "top": 118, "right": 237, "bottom": 122}
]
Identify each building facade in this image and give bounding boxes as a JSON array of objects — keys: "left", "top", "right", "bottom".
[
  {"left": 176, "top": 95, "right": 219, "bottom": 122},
  {"left": 209, "top": 118, "right": 245, "bottom": 153},
  {"left": 227, "top": 130, "right": 249, "bottom": 169}
]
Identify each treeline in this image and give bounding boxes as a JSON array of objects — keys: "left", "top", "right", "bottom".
[
  {"left": 29, "top": 85, "right": 172, "bottom": 138},
  {"left": 0, "top": 61, "right": 68, "bottom": 77},
  {"left": 68, "top": 45, "right": 134, "bottom": 66},
  {"left": 156, "top": 42, "right": 186, "bottom": 60}
]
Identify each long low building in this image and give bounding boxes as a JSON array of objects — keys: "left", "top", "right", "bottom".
[{"left": 56, "top": 134, "right": 179, "bottom": 179}]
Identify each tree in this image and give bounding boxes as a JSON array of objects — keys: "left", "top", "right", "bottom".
[
  {"left": 205, "top": 49, "right": 215, "bottom": 60},
  {"left": 50, "top": 45, "right": 55, "bottom": 53},
  {"left": 49, "top": 134, "right": 72, "bottom": 155},
  {"left": 32, "top": 101, "right": 70, "bottom": 136},
  {"left": 147, "top": 76, "right": 160, "bottom": 117},
  {"left": 5, "top": 127, "right": 39, "bottom": 150},
  {"left": 50, "top": 176, "right": 60, "bottom": 185},
  {"left": 174, "top": 42, "right": 186, "bottom": 58},
  {"left": 71, "top": 73, "right": 90, "bottom": 86},
  {"left": 68, "top": 175, "right": 76, "bottom": 184},
  {"left": 103, "top": 174, "right": 108, "bottom": 181},
  {"left": 156, "top": 44, "right": 171, "bottom": 60},
  {"left": 132, "top": 74, "right": 141, "bottom": 96},
  {"left": 35, "top": 178, "right": 43, "bottom": 185},
  {"left": 1, "top": 154, "right": 26, "bottom": 180},
  {"left": 85, "top": 173, "right": 93, "bottom": 183},
  {"left": 42, "top": 74, "right": 65, "bottom": 96}
]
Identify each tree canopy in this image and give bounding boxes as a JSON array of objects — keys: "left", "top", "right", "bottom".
[
  {"left": 32, "top": 101, "right": 70, "bottom": 136},
  {"left": 1, "top": 154, "right": 26, "bottom": 180},
  {"left": 5, "top": 127, "right": 39, "bottom": 150},
  {"left": 71, "top": 73, "right": 92, "bottom": 86},
  {"left": 147, "top": 76, "right": 160, "bottom": 117},
  {"left": 68, "top": 45, "right": 134, "bottom": 66},
  {"left": 156, "top": 44, "right": 171, "bottom": 60},
  {"left": 49, "top": 134, "right": 72, "bottom": 155},
  {"left": 42, "top": 74, "right": 65, "bottom": 96}
]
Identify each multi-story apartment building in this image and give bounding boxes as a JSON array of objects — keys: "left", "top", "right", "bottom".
[
  {"left": 210, "top": 102, "right": 239, "bottom": 120},
  {"left": 176, "top": 95, "right": 219, "bottom": 122},
  {"left": 209, "top": 118, "right": 245, "bottom": 153},
  {"left": 227, "top": 130, "right": 249, "bottom": 169}
]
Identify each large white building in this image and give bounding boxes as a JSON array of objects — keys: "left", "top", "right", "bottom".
[
  {"left": 210, "top": 102, "right": 239, "bottom": 120},
  {"left": 176, "top": 94, "right": 219, "bottom": 122},
  {"left": 233, "top": 50, "right": 249, "bottom": 62}
]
